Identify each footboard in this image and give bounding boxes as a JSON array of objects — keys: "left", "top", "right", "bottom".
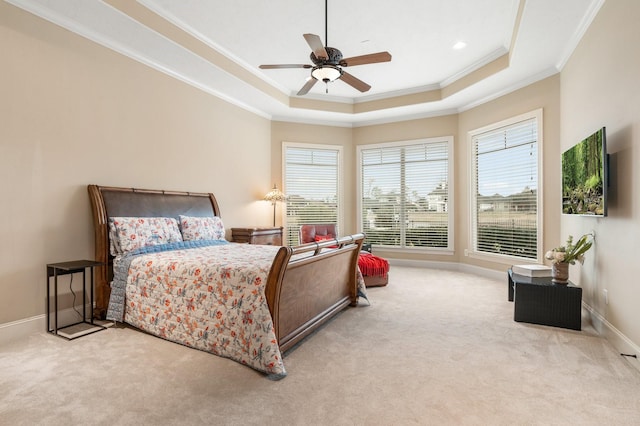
[{"left": 265, "top": 234, "right": 365, "bottom": 352}]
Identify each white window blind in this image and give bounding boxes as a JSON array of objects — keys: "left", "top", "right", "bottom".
[
  {"left": 471, "top": 114, "right": 540, "bottom": 260},
  {"left": 359, "top": 139, "right": 451, "bottom": 249},
  {"left": 283, "top": 145, "right": 340, "bottom": 246}
]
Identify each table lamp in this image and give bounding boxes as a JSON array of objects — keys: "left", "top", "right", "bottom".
[{"left": 263, "top": 184, "right": 287, "bottom": 227}]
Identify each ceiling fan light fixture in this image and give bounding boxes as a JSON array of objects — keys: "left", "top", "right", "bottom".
[
  {"left": 311, "top": 65, "right": 342, "bottom": 82},
  {"left": 259, "top": 0, "right": 390, "bottom": 95}
]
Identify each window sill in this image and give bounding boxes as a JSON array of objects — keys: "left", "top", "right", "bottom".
[
  {"left": 371, "top": 246, "right": 455, "bottom": 256},
  {"left": 466, "top": 250, "right": 541, "bottom": 265}
]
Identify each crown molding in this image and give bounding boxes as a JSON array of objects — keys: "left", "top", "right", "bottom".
[{"left": 556, "top": 0, "right": 605, "bottom": 71}]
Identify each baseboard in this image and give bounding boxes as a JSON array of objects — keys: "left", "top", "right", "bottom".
[
  {"left": 0, "top": 304, "right": 97, "bottom": 346},
  {"left": 583, "top": 302, "right": 640, "bottom": 373},
  {"left": 388, "top": 258, "right": 504, "bottom": 281},
  {"left": 457, "top": 263, "right": 505, "bottom": 281},
  {"left": 0, "top": 314, "right": 45, "bottom": 345},
  {"left": 388, "top": 258, "right": 462, "bottom": 271}
]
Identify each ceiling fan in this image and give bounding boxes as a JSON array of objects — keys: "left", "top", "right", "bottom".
[{"left": 259, "top": 0, "right": 392, "bottom": 96}]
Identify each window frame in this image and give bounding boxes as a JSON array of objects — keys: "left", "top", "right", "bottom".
[
  {"left": 356, "top": 137, "right": 455, "bottom": 254},
  {"left": 467, "top": 109, "right": 544, "bottom": 263},
  {"left": 282, "top": 142, "right": 344, "bottom": 246}
]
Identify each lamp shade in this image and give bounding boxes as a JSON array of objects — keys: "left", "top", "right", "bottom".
[
  {"left": 264, "top": 184, "right": 287, "bottom": 204},
  {"left": 264, "top": 184, "right": 287, "bottom": 227}
]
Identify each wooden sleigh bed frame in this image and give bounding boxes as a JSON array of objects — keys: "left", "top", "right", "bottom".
[{"left": 88, "top": 185, "right": 364, "bottom": 353}]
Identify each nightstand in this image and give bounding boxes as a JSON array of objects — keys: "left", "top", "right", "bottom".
[
  {"left": 231, "top": 227, "right": 283, "bottom": 246},
  {"left": 46, "top": 260, "right": 107, "bottom": 339}
]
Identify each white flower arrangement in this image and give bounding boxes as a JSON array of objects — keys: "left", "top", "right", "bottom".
[{"left": 545, "top": 234, "right": 593, "bottom": 265}]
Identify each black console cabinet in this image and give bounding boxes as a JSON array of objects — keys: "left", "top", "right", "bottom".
[{"left": 508, "top": 269, "right": 582, "bottom": 331}]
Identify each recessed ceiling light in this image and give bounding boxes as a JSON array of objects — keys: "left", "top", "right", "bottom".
[{"left": 453, "top": 41, "right": 467, "bottom": 50}]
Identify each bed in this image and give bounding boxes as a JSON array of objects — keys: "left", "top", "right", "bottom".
[{"left": 87, "top": 185, "right": 365, "bottom": 379}]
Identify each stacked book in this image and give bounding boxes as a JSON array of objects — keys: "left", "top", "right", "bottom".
[{"left": 511, "top": 264, "right": 552, "bottom": 277}]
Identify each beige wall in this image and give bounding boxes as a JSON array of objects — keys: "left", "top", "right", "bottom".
[
  {"left": 560, "top": 0, "right": 640, "bottom": 352},
  {"left": 0, "top": 3, "right": 273, "bottom": 325},
  {"left": 3, "top": 0, "right": 638, "bottom": 362}
]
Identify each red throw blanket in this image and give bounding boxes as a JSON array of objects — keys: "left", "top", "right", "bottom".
[{"left": 358, "top": 252, "right": 389, "bottom": 277}]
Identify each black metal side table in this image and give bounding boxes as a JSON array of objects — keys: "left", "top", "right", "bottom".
[{"left": 46, "top": 260, "right": 106, "bottom": 339}]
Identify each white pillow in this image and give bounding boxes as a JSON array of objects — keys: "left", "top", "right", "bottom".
[
  {"left": 108, "top": 217, "right": 182, "bottom": 255},
  {"left": 179, "top": 216, "right": 226, "bottom": 241}
]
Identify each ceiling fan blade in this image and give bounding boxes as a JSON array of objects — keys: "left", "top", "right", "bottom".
[
  {"left": 340, "top": 51, "right": 392, "bottom": 67},
  {"left": 297, "top": 78, "right": 318, "bottom": 96},
  {"left": 340, "top": 71, "right": 371, "bottom": 93},
  {"left": 259, "top": 64, "right": 313, "bottom": 69},
  {"left": 303, "top": 33, "right": 329, "bottom": 60}
]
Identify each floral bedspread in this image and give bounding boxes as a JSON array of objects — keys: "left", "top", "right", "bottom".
[{"left": 111, "top": 242, "right": 286, "bottom": 379}]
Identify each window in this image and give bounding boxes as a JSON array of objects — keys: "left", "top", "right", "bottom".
[
  {"left": 470, "top": 110, "right": 542, "bottom": 261},
  {"left": 358, "top": 137, "right": 453, "bottom": 250},
  {"left": 283, "top": 143, "right": 342, "bottom": 246}
]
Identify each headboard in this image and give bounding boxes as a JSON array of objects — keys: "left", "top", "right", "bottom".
[{"left": 87, "top": 185, "right": 221, "bottom": 318}]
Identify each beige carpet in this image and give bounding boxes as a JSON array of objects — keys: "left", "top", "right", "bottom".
[{"left": 1, "top": 266, "right": 639, "bottom": 425}]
